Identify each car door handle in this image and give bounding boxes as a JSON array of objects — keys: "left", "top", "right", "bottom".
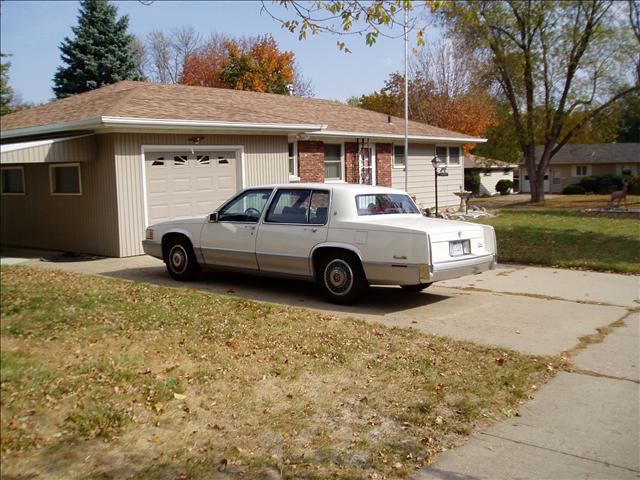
[
  {"left": 304, "top": 228, "right": 318, "bottom": 232},
  {"left": 243, "top": 225, "right": 256, "bottom": 231}
]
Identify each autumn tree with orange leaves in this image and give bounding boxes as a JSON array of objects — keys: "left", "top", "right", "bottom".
[
  {"left": 354, "top": 40, "right": 497, "bottom": 153},
  {"left": 181, "top": 35, "right": 312, "bottom": 96}
]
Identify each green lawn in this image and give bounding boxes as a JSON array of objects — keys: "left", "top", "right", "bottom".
[
  {"left": 475, "top": 209, "right": 640, "bottom": 274},
  {"left": 0, "top": 267, "right": 560, "bottom": 479}
]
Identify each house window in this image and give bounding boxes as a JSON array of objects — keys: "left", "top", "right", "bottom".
[
  {"left": 393, "top": 145, "right": 405, "bottom": 168},
  {"left": 575, "top": 165, "right": 588, "bottom": 177},
  {"left": 50, "top": 163, "right": 82, "bottom": 195},
  {"left": 1, "top": 166, "right": 25, "bottom": 195},
  {"left": 324, "top": 143, "right": 343, "bottom": 181},
  {"left": 449, "top": 146, "right": 461, "bottom": 165},
  {"left": 288, "top": 142, "right": 298, "bottom": 178},
  {"left": 435, "top": 146, "right": 448, "bottom": 163},
  {"left": 435, "top": 145, "right": 462, "bottom": 165}
]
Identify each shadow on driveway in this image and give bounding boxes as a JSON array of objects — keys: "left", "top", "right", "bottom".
[{"left": 100, "top": 265, "right": 451, "bottom": 317}]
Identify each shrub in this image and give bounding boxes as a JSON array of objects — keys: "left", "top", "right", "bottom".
[
  {"left": 596, "top": 175, "right": 623, "bottom": 194},
  {"left": 563, "top": 184, "right": 586, "bottom": 195},
  {"left": 622, "top": 174, "right": 640, "bottom": 194},
  {"left": 464, "top": 172, "right": 481, "bottom": 195},
  {"left": 495, "top": 179, "right": 514, "bottom": 195},
  {"left": 579, "top": 176, "right": 599, "bottom": 193}
]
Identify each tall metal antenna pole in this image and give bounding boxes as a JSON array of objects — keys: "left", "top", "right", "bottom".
[{"left": 403, "top": 7, "right": 409, "bottom": 193}]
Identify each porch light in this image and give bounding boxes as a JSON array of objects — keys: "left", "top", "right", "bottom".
[{"left": 431, "top": 156, "right": 449, "bottom": 214}]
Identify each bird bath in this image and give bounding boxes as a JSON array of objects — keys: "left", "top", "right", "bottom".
[{"left": 453, "top": 188, "right": 473, "bottom": 213}]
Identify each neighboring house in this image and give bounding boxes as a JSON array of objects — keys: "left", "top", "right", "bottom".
[
  {"left": 519, "top": 143, "right": 640, "bottom": 193},
  {"left": 0, "top": 81, "right": 483, "bottom": 257},
  {"left": 464, "top": 154, "right": 517, "bottom": 195}
]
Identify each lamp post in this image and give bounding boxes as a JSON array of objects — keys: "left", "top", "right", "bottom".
[{"left": 431, "top": 156, "right": 448, "bottom": 214}]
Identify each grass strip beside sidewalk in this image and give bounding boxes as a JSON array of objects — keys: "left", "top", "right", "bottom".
[
  {"left": 1, "top": 267, "right": 560, "bottom": 479},
  {"left": 475, "top": 209, "right": 640, "bottom": 274}
]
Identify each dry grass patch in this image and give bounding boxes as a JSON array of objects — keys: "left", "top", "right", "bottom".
[{"left": 1, "top": 267, "right": 561, "bottom": 479}]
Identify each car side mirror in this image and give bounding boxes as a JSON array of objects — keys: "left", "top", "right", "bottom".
[{"left": 208, "top": 212, "right": 218, "bottom": 223}]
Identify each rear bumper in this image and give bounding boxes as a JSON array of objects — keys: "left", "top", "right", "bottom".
[
  {"left": 430, "top": 254, "right": 496, "bottom": 282},
  {"left": 142, "top": 240, "right": 163, "bottom": 260}
]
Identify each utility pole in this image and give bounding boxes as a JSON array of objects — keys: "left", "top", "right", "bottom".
[{"left": 403, "top": 6, "right": 409, "bottom": 193}]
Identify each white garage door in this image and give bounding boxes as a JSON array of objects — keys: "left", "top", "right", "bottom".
[{"left": 145, "top": 151, "right": 238, "bottom": 225}]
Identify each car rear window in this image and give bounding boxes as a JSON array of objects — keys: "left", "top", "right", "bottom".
[{"left": 355, "top": 194, "right": 419, "bottom": 215}]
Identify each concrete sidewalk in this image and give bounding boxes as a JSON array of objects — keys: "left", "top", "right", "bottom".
[{"left": 420, "top": 309, "right": 640, "bottom": 480}]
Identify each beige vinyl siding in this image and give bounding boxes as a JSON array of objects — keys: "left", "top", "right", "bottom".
[
  {"left": 113, "top": 133, "right": 288, "bottom": 257},
  {"left": 1, "top": 135, "right": 96, "bottom": 164},
  {"left": 0, "top": 133, "right": 120, "bottom": 256},
  {"left": 391, "top": 143, "right": 463, "bottom": 209}
]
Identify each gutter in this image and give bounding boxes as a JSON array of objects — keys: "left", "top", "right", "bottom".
[
  {"left": 1, "top": 116, "right": 486, "bottom": 144},
  {"left": 313, "top": 129, "right": 487, "bottom": 143},
  {"left": 1, "top": 116, "right": 327, "bottom": 140}
]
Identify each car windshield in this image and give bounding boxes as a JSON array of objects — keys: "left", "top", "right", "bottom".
[{"left": 355, "top": 194, "right": 419, "bottom": 215}]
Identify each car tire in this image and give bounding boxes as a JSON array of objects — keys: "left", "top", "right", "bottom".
[
  {"left": 400, "top": 283, "right": 432, "bottom": 292},
  {"left": 317, "top": 252, "right": 367, "bottom": 305},
  {"left": 165, "top": 238, "right": 200, "bottom": 281}
]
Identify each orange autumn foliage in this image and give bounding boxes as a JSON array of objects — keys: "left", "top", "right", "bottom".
[{"left": 181, "top": 35, "right": 296, "bottom": 95}]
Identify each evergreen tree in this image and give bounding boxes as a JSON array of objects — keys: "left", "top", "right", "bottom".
[
  {"left": 1, "top": 53, "right": 15, "bottom": 116},
  {"left": 53, "top": 0, "right": 143, "bottom": 99}
]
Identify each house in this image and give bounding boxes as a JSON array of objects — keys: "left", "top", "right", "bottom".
[
  {"left": 464, "top": 154, "right": 517, "bottom": 195},
  {"left": 1, "top": 81, "right": 483, "bottom": 257},
  {"left": 519, "top": 143, "right": 640, "bottom": 193}
]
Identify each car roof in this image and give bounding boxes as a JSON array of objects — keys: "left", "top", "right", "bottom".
[{"left": 246, "top": 183, "right": 409, "bottom": 195}]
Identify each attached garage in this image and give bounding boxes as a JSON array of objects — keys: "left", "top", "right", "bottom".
[{"left": 143, "top": 147, "right": 241, "bottom": 225}]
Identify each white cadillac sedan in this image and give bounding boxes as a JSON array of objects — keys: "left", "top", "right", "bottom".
[{"left": 143, "top": 184, "right": 497, "bottom": 304}]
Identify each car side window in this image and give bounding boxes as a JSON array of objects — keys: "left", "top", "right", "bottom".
[
  {"left": 308, "top": 190, "right": 329, "bottom": 225},
  {"left": 265, "top": 189, "right": 312, "bottom": 224},
  {"left": 218, "top": 189, "right": 273, "bottom": 223}
]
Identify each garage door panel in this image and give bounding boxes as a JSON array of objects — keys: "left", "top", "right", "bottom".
[
  {"left": 195, "top": 177, "right": 214, "bottom": 191},
  {"left": 148, "top": 178, "right": 169, "bottom": 194},
  {"left": 149, "top": 205, "right": 170, "bottom": 221},
  {"left": 145, "top": 150, "right": 240, "bottom": 225}
]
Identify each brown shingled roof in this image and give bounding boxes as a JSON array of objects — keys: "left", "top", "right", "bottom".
[{"left": 0, "top": 81, "right": 478, "bottom": 140}]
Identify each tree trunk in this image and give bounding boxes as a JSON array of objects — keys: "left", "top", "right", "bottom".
[
  {"left": 523, "top": 145, "right": 546, "bottom": 204},
  {"left": 530, "top": 174, "right": 545, "bottom": 203}
]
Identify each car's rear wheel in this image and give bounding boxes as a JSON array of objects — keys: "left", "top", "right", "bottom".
[
  {"left": 317, "top": 252, "right": 367, "bottom": 305},
  {"left": 165, "top": 238, "right": 200, "bottom": 281},
  {"left": 400, "top": 283, "right": 432, "bottom": 292}
]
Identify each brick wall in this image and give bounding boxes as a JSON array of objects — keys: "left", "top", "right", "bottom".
[
  {"left": 297, "top": 141, "right": 324, "bottom": 183},
  {"left": 345, "top": 142, "right": 359, "bottom": 184},
  {"left": 376, "top": 143, "right": 392, "bottom": 187}
]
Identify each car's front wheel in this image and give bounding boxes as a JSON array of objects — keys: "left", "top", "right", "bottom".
[
  {"left": 317, "top": 252, "right": 367, "bottom": 305},
  {"left": 400, "top": 283, "right": 432, "bottom": 292},
  {"left": 165, "top": 238, "right": 200, "bottom": 281}
]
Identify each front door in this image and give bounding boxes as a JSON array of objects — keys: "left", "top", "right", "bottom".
[
  {"left": 359, "top": 144, "right": 376, "bottom": 185},
  {"left": 256, "top": 189, "right": 330, "bottom": 277},
  {"left": 199, "top": 189, "right": 273, "bottom": 270}
]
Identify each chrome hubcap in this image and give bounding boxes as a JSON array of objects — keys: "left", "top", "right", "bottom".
[
  {"left": 324, "top": 259, "right": 353, "bottom": 296},
  {"left": 169, "top": 245, "right": 188, "bottom": 274}
]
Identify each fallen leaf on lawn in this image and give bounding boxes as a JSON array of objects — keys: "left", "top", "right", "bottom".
[{"left": 173, "top": 393, "right": 186, "bottom": 400}]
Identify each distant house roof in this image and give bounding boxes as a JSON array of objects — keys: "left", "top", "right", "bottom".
[
  {"left": 464, "top": 154, "right": 516, "bottom": 169},
  {"left": 521, "top": 143, "right": 640, "bottom": 165},
  {"left": 0, "top": 81, "right": 483, "bottom": 143}
]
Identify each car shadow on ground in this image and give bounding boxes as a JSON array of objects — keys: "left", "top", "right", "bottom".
[{"left": 100, "top": 265, "right": 451, "bottom": 316}]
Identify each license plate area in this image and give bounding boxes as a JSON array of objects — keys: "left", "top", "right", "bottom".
[{"left": 449, "top": 239, "right": 471, "bottom": 257}]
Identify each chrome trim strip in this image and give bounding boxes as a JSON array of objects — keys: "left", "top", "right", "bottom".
[{"left": 433, "top": 253, "right": 494, "bottom": 267}]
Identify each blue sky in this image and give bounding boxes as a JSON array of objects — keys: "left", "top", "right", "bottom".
[{"left": 1, "top": 0, "right": 434, "bottom": 104}]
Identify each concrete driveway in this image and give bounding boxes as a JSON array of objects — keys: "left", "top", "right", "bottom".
[
  {"left": 5, "top": 249, "right": 636, "bottom": 357},
  {"left": 3, "top": 249, "right": 639, "bottom": 479}
]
